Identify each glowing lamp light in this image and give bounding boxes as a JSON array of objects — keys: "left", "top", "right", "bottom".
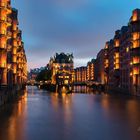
[
  {"left": 7, "top": 64, "right": 11, "bottom": 70},
  {"left": 133, "top": 68, "right": 139, "bottom": 75},
  {"left": 133, "top": 57, "right": 140, "bottom": 64},
  {"left": 132, "top": 12, "right": 138, "bottom": 22},
  {"left": 133, "top": 41, "right": 140, "bottom": 48},
  {"left": 115, "top": 40, "right": 120, "bottom": 47},
  {"left": 133, "top": 32, "right": 140, "bottom": 40},
  {"left": 130, "top": 72, "right": 133, "bottom": 77},
  {"left": 126, "top": 47, "right": 129, "bottom": 52}
]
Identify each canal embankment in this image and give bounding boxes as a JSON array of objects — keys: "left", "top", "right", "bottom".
[{"left": 0, "top": 86, "right": 26, "bottom": 107}]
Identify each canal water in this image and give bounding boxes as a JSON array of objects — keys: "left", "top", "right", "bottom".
[{"left": 0, "top": 86, "right": 140, "bottom": 140}]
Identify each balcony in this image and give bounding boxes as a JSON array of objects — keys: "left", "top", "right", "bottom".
[
  {"left": 132, "top": 32, "right": 140, "bottom": 40},
  {"left": 12, "top": 55, "right": 17, "bottom": 63},
  {"left": 132, "top": 66, "right": 140, "bottom": 75},
  {"left": 12, "top": 47, "right": 17, "bottom": 55},
  {"left": 7, "top": 44, "right": 12, "bottom": 51},
  {"left": 0, "top": 15, "right": 7, "bottom": 22},
  {"left": 0, "top": 36, "right": 7, "bottom": 49},
  {"left": 0, "top": 2, "right": 7, "bottom": 8},
  {"left": 0, "top": 44, "right": 6, "bottom": 49},
  {"left": 17, "top": 71, "right": 21, "bottom": 77},
  {"left": 0, "top": 29, "right": 7, "bottom": 35},
  {"left": 12, "top": 32, "right": 17, "bottom": 38},
  {"left": 7, "top": 17, "right": 12, "bottom": 24},
  {"left": 0, "top": 4, "right": 11, "bottom": 15},
  {"left": 0, "top": 62, "right": 6, "bottom": 68},
  {"left": 6, "top": 6, "right": 12, "bottom": 14},
  {"left": 7, "top": 30, "right": 12, "bottom": 38}
]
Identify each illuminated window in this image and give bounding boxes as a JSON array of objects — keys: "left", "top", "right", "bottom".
[
  {"left": 115, "top": 64, "right": 120, "bottom": 69},
  {"left": 0, "top": 52, "right": 6, "bottom": 68},
  {"left": 132, "top": 11, "right": 138, "bottom": 21},
  {"left": 105, "top": 44, "right": 109, "bottom": 49},
  {"left": 13, "top": 23, "right": 17, "bottom": 31},
  {"left": 12, "top": 55, "right": 17, "bottom": 63},
  {"left": 13, "top": 32, "right": 17, "bottom": 38},
  {"left": 133, "top": 67, "right": 139, "bottom": 75},
  {"left": 0, "top": 37, "right": 6, "bottom": 48},
  {"left": 115, "top": 59, "right": 119, "bottom": 63},
  {"left": 133, "top": 32, "right": 140, "bottom": 40},
  {"left": 0, "top": 23, "right": 7, "bottom": 34},
  {"left": 13, "top": 65, "right": 17, "bottom": 74},
  {"left": 133, "top": 40, "right": 140, "bottom": 48},
  {"left": 133, "top": 57, "right": 140, "bottom": 64},
  {"left": 115, "top": 40, "right": 120, "bottom": 47},
  {"left": 12, "top": 48, "right": 17, "bottom": 54},
  {"left": 0, "top": 10, "right": 7, "bottom": 21},
  {"left": 105, "top": 59, "right": 109, "bottom": 68},
  {"left": 114, "top": 53, "right": 119, "bottom": 58},
  {"left": 0, "top": 2, "right": 7, "bottom": 7}
]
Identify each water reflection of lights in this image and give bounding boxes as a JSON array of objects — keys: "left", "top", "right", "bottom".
[
  {"left": 52, "top": 93, "right": 73, "bottom": 126},
  {"left": 62, "top": 86, "right": 66, "bottom": 93},
  {"left": 53, "top": 93, "right": 71, "bottom": 105},
  {"left": 7, "top": 89, "right": 28, "bottom": 140},
  {"left": 31, "top": 86, "right": 35, "bottom": 95}
]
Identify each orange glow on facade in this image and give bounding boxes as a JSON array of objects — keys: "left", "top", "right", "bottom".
[
  {"left": 0, "top": 0, "right": 27, "bottom": 86},
  {"left": 75, "top": 67, "right": 87, "bottom": 83},
  {"left": 87, "top": 59, "right": 95, "bottom": 81},
  {"left": 132, "top": 11, "right": 138, "bottom": 21},
  {"left": 114, "top": 64, "right": 119, "bottom": 70},
  {"left": 133, "top": 40, "right": 140, "bottom": 48},
  {"left": 133, "top": 32, "right": 140, "bottom": 40},
  {"left": 133, "top": 57, "right": 140, "bottom": 64},
  {"left": 114, "top": 52, "right": 119, "bottom": 58},
  {"left": 133, "top": 67, "right": 139, "bottom": 75},
  {"left": 115, "top": 39, "right": 120, "bottom": 47},
  {"left": 0, "top": 37, "right": 6, "bottom": 49},
  {"left": 0, "top": 52, "right": 6, "bottom": 68}
]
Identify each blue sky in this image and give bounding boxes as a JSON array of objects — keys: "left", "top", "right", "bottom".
[{"left": 12, "top": 0, "right": 140, "bottom": 70}]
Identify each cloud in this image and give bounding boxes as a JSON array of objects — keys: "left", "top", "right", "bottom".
[{"left": 12, "top": 0, "right": 140, "bottom": 70}]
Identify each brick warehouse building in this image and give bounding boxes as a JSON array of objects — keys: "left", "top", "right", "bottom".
[
  {"left": 74, "top": 9, "right": 140, "bottom": 96},
  {"left": 104, "top": 9, "right": 140, "bottom": 96},
  {"left": 74, "top": 66, "right": 87, "bottom": 83},
  {"left": 87, "top": 59, "right": 96, "bottom": 82},
  {"left": 0, "top": 0, "right": 27, "bottom": 89}
]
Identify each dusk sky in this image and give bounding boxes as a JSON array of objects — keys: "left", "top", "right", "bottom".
[{"left": 12, "top": 0, "right": 140, "bottom": 70}]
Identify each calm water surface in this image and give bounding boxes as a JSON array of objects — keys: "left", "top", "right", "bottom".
[{"left": 0, "top": 86, "right": 140, "bottom": 140}]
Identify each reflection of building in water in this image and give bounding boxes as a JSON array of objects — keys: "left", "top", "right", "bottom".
[
  {"left": 50, "top": 93, "right": 73, "bottom": 125},
  {"left": 6, "top": 89, "right": 27, "bottom": 140},
  {"left": 50, "top": 93, "right": 72, "bottom": 110},
  {"left": 74, "top": 86, "right": 92, "bottom": 93}
]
